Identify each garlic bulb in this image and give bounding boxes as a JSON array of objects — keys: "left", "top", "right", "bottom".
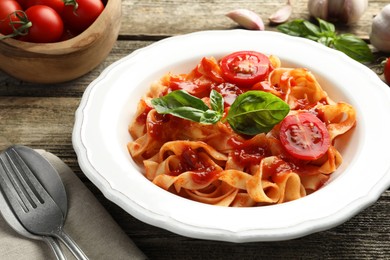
[
  {"left": 308, "top": 0, "right": 368, "bottom": 24},
  {"left": 370, "top": 4, "right": 390, "bottom": 52}
]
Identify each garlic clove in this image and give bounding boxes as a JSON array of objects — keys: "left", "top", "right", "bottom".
[
  {"left": 226, "top": 9, "right": 265, "bottom": 30},
  {"left": 269, "top": 4, "right": 293, "bottom": 24}
]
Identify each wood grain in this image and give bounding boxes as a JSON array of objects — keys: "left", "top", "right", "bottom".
[{"left": 0, "top": 0, "right": 389, "bottom": 259}]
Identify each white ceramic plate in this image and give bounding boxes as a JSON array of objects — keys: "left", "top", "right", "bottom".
[{"left": 73, "top": 30, "right": 390, "bottom": 242}]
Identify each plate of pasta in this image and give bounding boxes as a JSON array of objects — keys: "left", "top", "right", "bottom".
[{"left": 73, "top": 30, "right": 390, "bottom": 242}]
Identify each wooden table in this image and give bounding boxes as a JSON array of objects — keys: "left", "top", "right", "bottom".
[{"left": 1, "top": 1, "right": 389, "bottom": 259}]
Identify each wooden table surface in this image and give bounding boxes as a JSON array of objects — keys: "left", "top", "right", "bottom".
[{"left": 1, "top": 1, "right": 389, "bottom": 259}]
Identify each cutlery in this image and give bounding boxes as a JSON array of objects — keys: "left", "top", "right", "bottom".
[
  {"left": 0, "top": 145, "right": 88, "bottom": 260},
  {"left": 0, "top": 188, "right": 66, "bottom": 260}
]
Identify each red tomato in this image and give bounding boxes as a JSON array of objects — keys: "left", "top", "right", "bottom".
[
  {"left": 62, "top": 0, "right": 104, "bottom": 33},
  {"left": 279, "top": 112, "right": 330, "bottom": 161},
  {"left": 384, "top": 58, "right": 390, "bottom": 85},
  {"left": 24, "top": 5, "right": 63, "bottom": 43},
  {"left": 15, "top": 0, "right": 29, "bottom": 9},
  {"left": 0, "top": 0, "right": 23, "bottom": 35},
  {"left": 25, "top": 0, "right": 65, "bottom": 14},
  {"left": 219, "top": 51, "right": 271, "bottom": 88}
]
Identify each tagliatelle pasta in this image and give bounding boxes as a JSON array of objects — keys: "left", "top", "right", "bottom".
[{"left": 127, "top": 51, "right": 356, "bottom": 207}]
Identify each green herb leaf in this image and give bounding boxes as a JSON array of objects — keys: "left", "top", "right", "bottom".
[
  {"left": 334, "top": 34, "right": 374, "bottom": 63},
  {"left": 152, "top": 89, "right": 290, "bottom": 135},
  {"left": 226, "top": 91, "right": 290, "bottom": 135},
  {"left": 317, "top": 18, "right": 335, "bottom": 34},
  {"left": 277, "top": 18, "right": 373, "bottom": 63},
  {"left": 210, "top": 90, "right": 224, "bottom": 115},
  {"left": 151, "top": 90, "right": 223, "bottom": 124},
  {"left": 277, "top": 19, "right": 321, "bottom": 41}
]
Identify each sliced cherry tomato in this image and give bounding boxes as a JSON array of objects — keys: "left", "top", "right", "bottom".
[
  {"left": 279, "top": 112, "right": 330, "bottom": 161},
  {"left": 62, "top": 0, "right": 104, "bottom": 33},
  {"left": 25, "top": 0, "right": 65, "bottom": 14},
  {"left": 219, "top": 51, "right": 271, "bottom": 88},
  {"left": 0, "top": 0, "right": 23, "bottom": 35},
  {"left": 24, "top": 5, "right": 63, "bottom": 43},
  {"left": 384, "top": 58, "right": 390, "bottom": 85}
]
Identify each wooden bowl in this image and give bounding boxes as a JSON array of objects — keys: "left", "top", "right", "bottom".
[{"left": 0, "top": 0, "right": 122, "bottom": 84}]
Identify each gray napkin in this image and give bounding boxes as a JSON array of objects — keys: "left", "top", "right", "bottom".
[{"left": 0, "top": 150, "right": 147, "bottom": 260}]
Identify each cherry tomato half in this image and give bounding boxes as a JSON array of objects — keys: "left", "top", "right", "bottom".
[
  {"left": 219, "top": 51, "right": 271, "bottom": 88},
  {"left": 279, "top": 112, "right": 330, "bottom": 161},
  {"left": 0, "top": 0, "right": 23, "bottom": 35},
  {"left": 384, "top": 58, "right": 390, "bottom": 85},
  {"left": 24, "top": 5, "right": 63, "bottom": 43}
]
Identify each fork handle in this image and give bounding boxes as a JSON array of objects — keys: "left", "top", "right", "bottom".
[
  {"left": 43, "top": 236, "right": 67, "bottom": 260},
  {"left": 53, "top": 229, "right": 89, "bottom": 260}
]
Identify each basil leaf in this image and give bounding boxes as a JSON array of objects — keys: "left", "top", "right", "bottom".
[
  {"left": 226, "top": 91, "right": 290, "bottom": 135},
  {"left": 277, "top": 19, "right": 306, "bottom": 36},
  {"left": 277, "top": 19, "right": 320, "bottom": 41},
  {"left": 317, "top": 18, "right": 335, "bottom": 34},
  {"left": 151, "top": 90, "right": 222, "bottom": 124},
  {"left": 278, "top": 18, "right": 373, "bottom": 64},
  {"left": 318, "top": 36, "right": 334, "bottom": 47},
  {"left": 333, "top": 34, "right": 374, "bottom": 63},
  {"left": 152, "top": 90, "right": 209, "bottom": 112},
  {"left": 210, "top": 90, "right": 224, "bottom": 115},
  {"left": 200, "top": 110, "right": 222, "bottom": 124},
  {"left": 302, "top": 20, "right": 321, "bottom": 39}
]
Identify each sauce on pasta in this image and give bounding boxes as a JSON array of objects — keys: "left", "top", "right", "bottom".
[{"left": 128, "top": 51, "right": 356, "bottom": 207}]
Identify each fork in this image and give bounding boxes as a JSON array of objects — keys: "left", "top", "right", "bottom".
[
  {"left": 0, "top": 147, "right": 89, "bottom": 260},
  {"left": 0, "top": 182, "right": 66, "bottom": 260}
]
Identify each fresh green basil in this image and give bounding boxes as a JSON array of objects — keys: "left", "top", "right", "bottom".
[
  {"left": 334, "top": 34, "right": 374, "bottom": 63},
  {"left": 226, "top": 91, "right": 290, "bottom": 135},
  {"left": 277, "top": 18, "right": 374, "bottom": 63},
  {"left": 151, "top": 89, "right": 223, "bottom": 124},
  {"left": 151, "top": 89, "right": 289, "bottom": 135},
  {"left": 210, "top": 89, "right": 224, "bottom": 115}
]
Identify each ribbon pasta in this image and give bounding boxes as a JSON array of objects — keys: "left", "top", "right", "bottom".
[{"left": 128, "top": 54, "right": 356, "bottom": 207}]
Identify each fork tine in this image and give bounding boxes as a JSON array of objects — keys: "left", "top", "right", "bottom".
[
  {"left": 0, "top": 153, "right": 31, "bottom": 213},
  {"left": 5, "top": 148, "right": 47, "bottom": 206}
]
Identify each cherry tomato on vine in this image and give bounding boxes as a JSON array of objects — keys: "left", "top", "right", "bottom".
[
  {"left": 25, "top": 0, "right": 65, "bottom": 14},
  {"left": 24, "top": 5, "right": 63, "bottom": 43},
  {"left": 0, "top": 0, "right": 23, "bottom": 35},
  {"left": 62, "top": 0, "right": 104, "bottom": 33},
  {"left": 384, "top": 58, "right": 390, "bottom": 85},
  {"left": 15, "top": 0, "right": 29, "bottom": 9},
  {"left": 219, "top": 51, "right": 271, "bottom": 88},
  {"left": 279, "top": 112, "right": 330, "bottom": 161}
]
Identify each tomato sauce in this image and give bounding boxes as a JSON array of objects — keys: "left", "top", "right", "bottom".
[
  {"left": 264, "top": 159, "right": 294, "bottom": 183},
  {"left": 212, "top": 83, "right": 243, "bottom": 106},
  {"left": 147, "top": 113, "right": 169, "bottom": 139},
  {"left": 228, "top": 137, "right": 271, "bottom": 168},
  {"left": 170, "top": 146, "right": 218, "bottom": 184},
  {"left": 191, "top": 170, "right": 219, "bottom": 185},
  {"left": 135, "top": 100, "right": 152, "bottom": 124}
]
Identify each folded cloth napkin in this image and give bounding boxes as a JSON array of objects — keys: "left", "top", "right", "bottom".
[{"left": 0, "top": 150, "right": 147, "bottom": 260}]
